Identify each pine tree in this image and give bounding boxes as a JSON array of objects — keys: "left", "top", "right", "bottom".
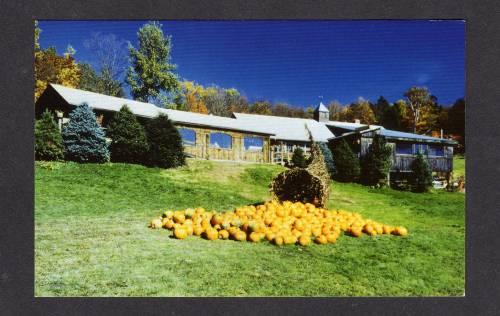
[
  {"left": 361, "top": 135, "right": 393, "bottom": 186},
  {"left": 35, "top": 109, "right": 64, "bottom": 161},
  {"left": 409, "top": 152, "right": 433, "bottom": 192},
  {"left": 146, "top": 114, "right": 185, "bottom": 168},
  {"left": 331, "top": 139, "right": 360, "bottom": 182},
  {"left": 106, "top": 105, "right": 149, "bottom": 164},
  {"left": 291, "top": 147, "right": 308, "bottom": 168},
  {"left": 319, "top": 142, "right": 336, "bottom": 178},
  {"left": 62, "top": 103, "right": 109, "bottom": 163}
]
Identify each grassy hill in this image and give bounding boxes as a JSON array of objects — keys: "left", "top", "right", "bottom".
[{"left": 35, "top": 159, "right": 465, "bottom": 296}]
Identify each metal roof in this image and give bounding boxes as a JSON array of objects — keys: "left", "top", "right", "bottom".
[
  {"left": 379, "top": 129, "right": 457, "bottom": 144},
  {"left": 325, "top": 119, "right": 456, "bottom": 144},
  {"left": 324, "top": 120, "right": 384, "bottom": 131},
  {"left": 49, "top": 84, "right": 274, "bottom": 135},
  {"left": 315, "top": 102, "right": 329, "bottom": 112},
  {"left": 233, "top": 112, "right": 335, "bottom": 142}
]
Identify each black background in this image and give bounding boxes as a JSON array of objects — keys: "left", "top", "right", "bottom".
[{"left": 0, "top": 0, "right": 499, "bottom": 314}]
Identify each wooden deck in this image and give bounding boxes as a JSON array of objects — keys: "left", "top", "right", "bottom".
[{"left": 391, "top": 155, "right": 453, "bottom": 173}]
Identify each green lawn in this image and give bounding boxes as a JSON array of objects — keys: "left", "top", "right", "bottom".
[
  {"left": 453, "top": 154, "right": 465, "bottom": 179},
  {"left": 35, "top": 159, "right": 465, "bottom": 296}
]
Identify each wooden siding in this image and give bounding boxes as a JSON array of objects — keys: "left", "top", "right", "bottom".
[
  {"left": 177, "top": 124, "right": 270, "bottom": 163},
  {"left": 350, "top": 135, "right": 454, "bottom": 173}
]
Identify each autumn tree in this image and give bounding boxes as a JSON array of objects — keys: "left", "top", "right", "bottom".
[
  {"left": 203, "top": 86, "right": 229, "bottom": 116},
  {"left": 404, "top": 86, "right": 438, "bottom": 133},
  {"left": 249, "top": 101, "right": 273, "bottom": 115},
  {"left": 328, "top": 101, "right": 344, "bottom": 121},
  {"left": 178, "top": 81, "right": 208, "bottom": 114},
  {"left": 35, "top": 45, "right": 81, "bottom": 101},
  {"left": 126, "top": 21, "right": 179, "bottom": 104},
  {"left": 336, "top": 98, "right": 376, "bottom": 124}
]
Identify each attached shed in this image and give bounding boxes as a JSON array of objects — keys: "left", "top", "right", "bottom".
[
  {"left": 325, "top": 121, "right": 457, "bottom": 178},
  {"left": 36, "top": 84, "right": 275, "bottom": 163}
]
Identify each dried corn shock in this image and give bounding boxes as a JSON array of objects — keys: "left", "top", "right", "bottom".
[{"left": 149, "top": 200, "right": 408, "bottom": 246}]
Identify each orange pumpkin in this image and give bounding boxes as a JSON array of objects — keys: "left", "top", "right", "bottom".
[
  {"left": 298, "top": 235, "right": 311, "bottom": 246},
  {"left": 193, "top": 226, "right": 204, "bottom": 236},
  {"left": 150, "top": 218, "right": 163, "bottom": 229},
  {"left": 234, "top": 231, "right": 247, "bottom": 241},
  {"left": 173, "top": 212, "right": 185, "bottom": 224},
  {"left": 315, "top": 235, "right": 328, "bottom": 244},
  {"left": 219, "top": 229, "right": 229, "bottom": 239},
  {"left": 174, "top": 226, "right": 188, "bottom": 239},
  {"left": 205, "top": 228, "right": 219, "bottom": 240},
  {"left": 274, "top": 236, "right": 284, "bottom": 246},
  {"left": 249, "top": 232, "right": 261, "bottom": 242}
]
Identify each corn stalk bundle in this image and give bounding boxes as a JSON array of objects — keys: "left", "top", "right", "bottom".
[{"left": 270, "top": 127, "right": 331, "bottom": 207}]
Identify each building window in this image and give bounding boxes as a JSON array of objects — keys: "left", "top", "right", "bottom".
[
  {"left": 244, "top": 136, "right": 263, "bottom": 151},
  {"left": 415, "top": 144, "right": 428, "bottom": 154},
  {"left": 428, "top": 144, "right": 444, "bottom": 156},
  {"left": 210, "top": 132, "right": 232, "bottom": 149},
  {"left": 395, "top": 143, "right": 413, "bottom": 155},
  {"left": 178, "top": 128, "right": 196, "bottom": 146}
]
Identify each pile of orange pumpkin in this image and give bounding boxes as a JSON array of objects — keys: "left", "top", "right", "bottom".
[{"left": 149, "top": 200, "right": 408, "bottom": 246}]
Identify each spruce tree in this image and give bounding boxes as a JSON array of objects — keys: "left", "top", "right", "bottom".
[
  {"left": 62, "top": 103, "right": 110, "bottom": 163},
  {"left": 409, "top": 152, "right": 433, "bottom": 192},
  {"left": 319, "top": 142, "right": 336, "bottom": 178},
  {"left": 106, "top": 105, "right": 149, "bottom": 164},
  {"left": 291, "top": 147, "right": 308, "bottom": 168},
  {"left": 35, "top": 109, "right": 64, "bottom": 161},
  {"left": 146, "top": 114, "right": 185, "bottom": 168},
  {"left": 331, "top": 139, "right": 360, "bottom": 182},
  {"left": 361, "top": 135, "right": 393, "bottom": 186}
]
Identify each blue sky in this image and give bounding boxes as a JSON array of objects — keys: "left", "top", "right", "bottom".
[{"left": 38, "top": 20, "right": 465, "bottom": 107}]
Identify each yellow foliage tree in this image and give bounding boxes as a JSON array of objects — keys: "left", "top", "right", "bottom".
[
  {"left": 35, "top": 46, "right": 81, "bottom": 101},
  {"left": 180, "top": 81, "right": 208, "bottom": 114}
]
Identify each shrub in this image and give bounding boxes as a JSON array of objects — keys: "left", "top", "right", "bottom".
[
  {"left": 106, "top": 105, "right": 149, "bottom": 164},
  {"left": 318, "top": 142, "right": 336, "bottom": 178},
  {"left": 361, "top": 135, "right": 393, "bottom": 186},
  {"left": 35, "top": 109, "right": 64, "bottom": 161},
  {"left": 146, "top": 113, "right": 185, "bottom": 168},
  {"left": 62, "top": 103, "right": 110, "bottom": 163},
  {"left": 291, "top": 147, "right": 308, "bottom": 168},
  {"left": 409, "top": 152, "right": 433, "bottom": 192},
  {"left": 331, "top": 139, "right": 360, "bottom": 182}
]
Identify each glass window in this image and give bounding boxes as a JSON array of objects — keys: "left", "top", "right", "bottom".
[
  {"left": 395, "top": 143, "right": 413, "bottom": 155},
  {"left": 415, "top": 144, "right": 428, "bottom": 154},
  {"left": 428, "top": 144, "right": 444, "bottom": 156},
  {"left": 178, "top": 128, "right": 196, "bottom": 146},
  {"left": 210, "top": 132, "right": 232, "bottom": 149},
  {"left": 244, "top": 136, "right": 263, "bottom": 151}
]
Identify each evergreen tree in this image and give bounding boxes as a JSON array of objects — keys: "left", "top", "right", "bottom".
[
  {"left": 35, "top": 109, "right": 64, "bottom": 161},
  {"left": 126, "top": 21, "right": 179, "bottom": 104},
  {"left": 360, "top": 135, "right": 393, "bottom": 186},
  {"left": 331, "top": 139, "right": 360, "bottom": 182},
  {"left": 62, "top": 103, "right": 109, "bottom": 163},
  {"left": 291, "top": 147, "right": 308, "bottom": 168},
  {"left": 106, "top": 105, "right": 149, "bottom": 164},
  {"left": 146, "top": 114, "right": 185, "bottom": 168},
  {"left": 409, "top": 152, "right": 433, "bottom": 192},
  {"left": 319, "top": 142, "right": 336, "bottom": 177}
]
